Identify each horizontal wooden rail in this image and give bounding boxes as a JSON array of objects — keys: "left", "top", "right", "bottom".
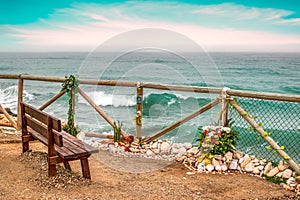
[{"left": 1, "top": 74, "right": 300, "bottom": 103}]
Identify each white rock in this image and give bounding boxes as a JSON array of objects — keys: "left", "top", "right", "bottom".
[
  {"left": 160, "top": 142, "right": 171, "bottom": 154},
  {"left": 253, "top": 167, "right": 261, "bottom": 175},
  {"left": 215, "top": 165, "right": 222, "bottom": 171},
  {"left": 146, "top": 149, "right": 155, "bottom": 157},
  {"left": 172, "top": 143, "right": 180, "bottom": 149},
  {"left": 240, "top": 155, "right": 251, "bottom": 168},
  {"left": 245, "top": 162, "right": 255, "bottom": 173},
  {"left": 214, "top": 155, "right": 222, "bottom": 160},
  {"left": 238, "top": 157, "right": 244, "bottom": 164},
  {"left": 229, "top": 160, "right": 238, "bottom": 170},
  {"left": 197, "top": 163, "right": 205, "bottom": 172},
  {"left": 233, "top": 151, "right": 243, "bottom": 159},
  {"left": 187, "top": 147, "right": 199, "bottom": 155},
  {"left": 183, "top": 143, "right": 193, "bottom": 149},
  {"left": 212, "top": 158, "right": 220, "bottom": 169},
  {"left": 276, "top": 172, "right": 283, "bottom": 178},
  {"left": 221, "top": 164, "right": 228, "bottom": 171},
  {"left": 151, "top": 142, "right": 158, "bottom": 149},
  {"left": 206, "top": 164, "right": 214, "bottom": 172},
  {"left": 177, "top": 147, "right": 187, "bottom": 156},
  {"left": 282, "top": 169, "right": 293, "bottom": 179},
  {"left": 267, "top": 167, "right": 279, "bottom": 177},
  {"left": 224, "top": 152, "right": 233, "bottom": 161},
  {"left": 153, "top": 148, "right": 160, "bottom": 154},
  {"left": 263, "top": 162, "right": 273, "bottom": 175},
  {"left": 257, "top": 165, "right": 264, "bottom": 171},
  {"left": 129, "top": 147, "right": 140, "bottom": 153},
  {"left": 171, "top": 147, "right": 179, "bottom": 155},
  {"left": 177, "top": 155, "right": 186, "bottom": 162},
  {"left": 278, "top": 161, "right": 290, "bottom": 171}
]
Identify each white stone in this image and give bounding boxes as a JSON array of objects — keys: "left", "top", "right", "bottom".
[
  {"left": 171, "top": 147, "right": 179, "bottom": 155},
  {"left": 212, "top": 158, "right": 220, "bottom": 169},
  {"left": 267, "top": 167, "right": 279, "bottom": 177},
  {"left": 153, "top": 148, "right": 160, "bottom": 154},
  {"left": 245, "top": 162, "right": 255, "bottom": 173},
  {"left": 177, "top": 147, "right": 187, "bottom": 156},
  {"left": 263, "top": 162, "right": 273, "bottom": 175},
  {"left": 151, "top": 142, "right": 158, "bottom": 149},
  {"left": 160, "top": 142, "right": 171, "bottom": 155},
  {"left": 187, "top": 147, "right": 199, "bottom": 155},
  {"left": 282, "top": 169, "right": 293, "bottom": 179},
  {"left": 214, "top": 155, "right": 222, "bottom": 160},
  {"left": 184, "top": 143, "right": 193, "bottom": 149},
  {"left": 129, "top": 147, "right": 140, "bottom": 153},
  {"left": 253, "top": 167, "right": 261, "bottom": 175},
  {"left": 215, "top": 165, "right": 222, "bottom": 171},
  {"left": 197, "top": 163, "right": 205, "bottom": 172},
  {"left": 221, "top": 164, "right": 228, "bottom": 171},
  {"left": 206, "top": 164, "right": 214, "bottom": 172},
  {"left": 278, "top": 161, "right": 290, "bottom": 171},
  {"left": 224, "top": 152, "right": 233, "bottom": 161},
  {"left": 276, "top": 172, "right": 283, "bottom": 178},
  {"left": 172, "top": 143, "right": 180, "bottom": 149},
  {"left": 238, "top": 157, "right": 244, "bottom": 164},
  {"left": 229, "top": 160, "right": 238, "bottom": 170},
  {"left": 146, "top": 149, "right": 155, "bottom": 157},
  {"left": 257, "top": 165, "right": 264, "bottom": 171},
  {"left": 233, "top": 151, "right": 243, "bottom": 159},
  {"left": 240, "top": 155, "right": 251, "bottom": 168},
  {"left": 176, "top": 155, "right": 186, "bottom": 162}
]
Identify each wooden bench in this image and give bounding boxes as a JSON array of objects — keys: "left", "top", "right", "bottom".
[{"left": 20, "top": 102, "right": 98, "bottom": 179}]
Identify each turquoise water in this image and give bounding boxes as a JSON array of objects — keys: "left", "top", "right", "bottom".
[{"left": 0, "top": 52, "right": 299, "bottom": 144}]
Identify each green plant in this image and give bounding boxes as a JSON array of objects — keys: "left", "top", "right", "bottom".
[
  {"left": 197, "top": 120, "right": 239, "bottom": 156},
  {"left": 265, "top": 176, "right": 286, "bottom": 185},
  {"left": 61, "top": 75, "right": 80, "bottom": 136},
  {"left": 113, "top": 121, "right": 122, "bottom": 143}
]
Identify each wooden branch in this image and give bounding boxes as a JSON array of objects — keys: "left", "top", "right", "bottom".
[
  {"left": 136, "top": 85, "right": 143, "bottom": 138},
  {"left": 39, "top": 90, "right": 66, "bottom": 111},
  {"left": 229, "top": 99, "right": 300, "bottom": 174},
  {"left": 84, "top": 132, "right": 113, "bottom": 139},
  {"left": 0, "top": 103, "right": 17, "bottom": 129},
  {"left": 17, "top": 77, "right": 24, "bottom": 130},
  {"left": 227, "top": 89, "right": 300, "bottom": 103},
  {"left": 144, "top": 98, "right": 220, "bottom": 143},
  {"left": 77, "top": 87, "right": 127, "bottom": 138}
]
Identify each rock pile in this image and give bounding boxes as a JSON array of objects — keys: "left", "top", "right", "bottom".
[
  {"left": 91, "top": 139, "right": 192, "bottom": 161},
  {"left": 89, "top": 138, "right": 300, "bottom": 195}
]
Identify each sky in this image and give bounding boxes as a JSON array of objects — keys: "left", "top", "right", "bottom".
[{"left": 0, "top": 0, "right": 300, "bottom": 52}]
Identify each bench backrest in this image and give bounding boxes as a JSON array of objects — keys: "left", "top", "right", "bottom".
[{"left": 21, "top": 102, "right": 63, "bottom": 147}]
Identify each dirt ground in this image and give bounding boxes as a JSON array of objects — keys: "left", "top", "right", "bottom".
[{"left": 0, "top": 132, "right": 298, "bottom": 200}]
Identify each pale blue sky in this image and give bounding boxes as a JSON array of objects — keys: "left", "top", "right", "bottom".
[{"left": 1, "top": 0, "right": 300, "bottom": 52}]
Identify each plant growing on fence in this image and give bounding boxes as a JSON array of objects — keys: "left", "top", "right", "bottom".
[
  {"left": 197, "top": 120, "right": 238, "bottom": 156},
  {"left": 113, "top": 121, "right": 122, "bottom": 143},
  {"left": 61, "top": 75, "right": 80, "bottom": 136}
]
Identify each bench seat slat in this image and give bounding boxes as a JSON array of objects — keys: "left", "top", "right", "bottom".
[{"left": 54, "top": 130, "right": 98, "bottom": 154}]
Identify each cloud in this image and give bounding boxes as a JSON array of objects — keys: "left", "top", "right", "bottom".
[{"left": 1, "top": 1, "right": 300, "bottom": 51}]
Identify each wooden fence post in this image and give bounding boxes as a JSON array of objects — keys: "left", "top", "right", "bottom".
[
  {"left": 17, "top": 76, "right": 24, "bottom": 131},
  {"left": 220, "top": 87, "right": 230, "bottom": 127},
  {"left": 136, "top": 82, "right": 143, "bottom": 138}
]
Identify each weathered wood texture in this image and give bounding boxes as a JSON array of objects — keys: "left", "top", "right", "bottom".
[
  {"left": 20, "top": 102, "right": 98, "bottom": 179},
  {"left": 0, "top": 103, "right": 17, "bottom": 129}
]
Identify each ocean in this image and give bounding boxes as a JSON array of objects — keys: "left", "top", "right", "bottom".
[{"left": 0, "top": 52, "right": 299, "bottom": 145}]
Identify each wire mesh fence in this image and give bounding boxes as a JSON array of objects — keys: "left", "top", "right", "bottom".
[{"left": 229, "top": 97, "right": 300, "bottom": 163}]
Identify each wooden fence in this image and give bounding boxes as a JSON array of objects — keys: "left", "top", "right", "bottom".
[{"left": 0, "top": 74, "right": 300, "bottom": 173}]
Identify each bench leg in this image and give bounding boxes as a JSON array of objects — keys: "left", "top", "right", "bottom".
[
  {"left": 64, "top": 161, "right": 71, "bottom": 171},
  {"left": 80, "top": 158, "right": 91, "bottom": 179},
  {"left": 48, "top": 157, "right": 57, "bottom": 177},
  {"left": 22, "top": 141, "right": 29, "bottom": 153}
]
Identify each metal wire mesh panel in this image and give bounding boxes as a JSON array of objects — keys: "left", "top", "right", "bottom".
[{"left": 229, "top": 97, "right": 300, "bottom": 163}]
